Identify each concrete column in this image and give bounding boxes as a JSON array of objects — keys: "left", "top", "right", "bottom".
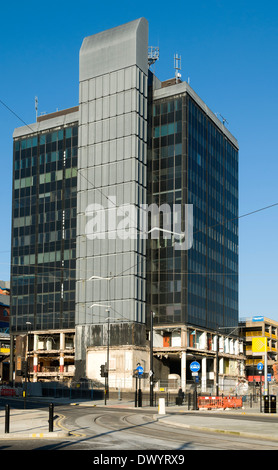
[
  {"left": 33, "top": 354, "right": 38, "bottom": 373},
  {"left": 60, "top": 353, "right": 64, "bottom": 373},
  {"left": 181, "top": 351, "right": 186, "bottom": 391},
  {"left": 60, "top": 332, "right": 65, "bottom": 351},
  {"left": 219, "top": 357, "right": 224, "bottom": 374},
  {"left": 33, "top": 354, "right": 38, "bottom": 382},
  {"left": 220, "top": 357, "right": 225, "bottom": 392},
  {"left": 201, "top": 357, "right": 207, "bottom": 393},
  {"left": 33, "top": 334, "right": 38, "bottom": 351}
]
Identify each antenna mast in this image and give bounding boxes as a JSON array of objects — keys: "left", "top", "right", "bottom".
[
  {"left": 35, "top": 96, "right": 38, "bottom": 121},
  {"left": 174, "top": 54, "right": 182, "bottom": 83},
  {"left": 148, "top": 46, "right": 159, "bottom": 69},
  {"left": 215, "top": 112, "right": 229, "bottom": 126}
]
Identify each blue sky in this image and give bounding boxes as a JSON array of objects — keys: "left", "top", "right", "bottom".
[{"left": 1, "top": 0, "right": 277, "bottom": 320}]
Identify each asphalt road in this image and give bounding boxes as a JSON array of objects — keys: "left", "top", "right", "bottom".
[{"left": 1, "top": 402, "right": 278, "bottom": 453}]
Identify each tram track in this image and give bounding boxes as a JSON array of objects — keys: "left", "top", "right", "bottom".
[{"left": 69, "top": 410, "right": 278, "bottom": 450}]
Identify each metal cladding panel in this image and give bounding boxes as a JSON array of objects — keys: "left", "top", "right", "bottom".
[
  {"left": 76, "top": 19, "right": 148, "bottom": 329},
  {"left": 79, "top": 18, "right": 148, "bottom": 81}
]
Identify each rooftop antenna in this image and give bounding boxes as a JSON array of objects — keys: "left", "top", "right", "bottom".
[
  {"left": 35, "top": 96, "right": 38, "bottom": 121},
  {"left": 148, "top": 46, "right": 159, "bottom": 69},
  {"left": 215, "top": 112, "right": 229, "bottom": 126},
  {"left": 174, "top": 54, "right": 182, "bottom": 83}
]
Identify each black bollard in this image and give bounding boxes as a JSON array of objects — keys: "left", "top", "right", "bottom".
[
  {"left": 5, "top": 404, "right": 10, "bottom": 434},
  {"left": 188, "top": 392, "right": 191, "bottom": 410},
  {"left": 138, "top": 388, "right": 142, "bottom": 407},
  {"left": 49, "top": 403, "right": 54, "bottom": 432}
]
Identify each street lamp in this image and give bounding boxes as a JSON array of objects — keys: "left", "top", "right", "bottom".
[
  {"left": 88, "top": 275, "right": 113, "bottom": 281},
  {"left": 88, "top": 274, "right": 112, "bottom": 404},
  {"left": 216, "top": 326, "right": 240, "bottom": 396},
  {"left": 147, "top": 226, "right": 185, "bottom": 242},
  {"left": 150, "top": 311, "right": 155, "bottom": 406},
  {"left": 24, "top": 321, "right": 32, "bottom": 409},
  {"left": 89, "top": 304, "right": 111, "bottom": 405}
]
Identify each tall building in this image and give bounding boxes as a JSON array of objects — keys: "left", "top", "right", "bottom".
[
  {"left": 11, "top": 108, "right": 78, "bottom": 382},
  {"left": 10, "top": 18, "right": 243, "bottom": 392},
  {"left": 148, "top": 79, "right": 238, "bottom": 330},
  {"left": 75, "top": 18, "right": 149, "bottom": 381}
]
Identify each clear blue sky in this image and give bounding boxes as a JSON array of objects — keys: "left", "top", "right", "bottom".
[{"left": 1, "top": 0, "right": 277, "bottom": 321}]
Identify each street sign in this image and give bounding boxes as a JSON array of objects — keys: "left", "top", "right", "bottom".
[
  {"left": 257, "top": 362, "right": 264, "bottom": 371},
  {"left": 267, "top": 373, "right": 272, "bottom": 382},
  {"left": 136, "top": 366, "right": 144, "bottom": 376},
  {"left": 192, "top": 372, "right": 198, "bottom": 376},
  {"left": 190, "top": 361, "right": 200, "bottom": 372},
  {"left": 252, "top": 337, "right": 267, "bottom": 354}
]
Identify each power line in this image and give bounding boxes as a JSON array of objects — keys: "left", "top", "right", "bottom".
[
  {"left": 2, "top": 97, "right": 278, "bottom": 283},
  {"left": 0, "top": 99, "right": 36, "bottom": 134},
  {"left": 4, "top": 199, "right": 278, "bottom": 279}
]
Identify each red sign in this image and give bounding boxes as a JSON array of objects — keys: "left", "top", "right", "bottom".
[{"left": 247, "top": 375, "right": 272, "bottom": 382}]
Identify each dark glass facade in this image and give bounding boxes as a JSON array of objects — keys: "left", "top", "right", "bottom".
[
  {"left": 11, "top": 87, "right": 238, "bottom": 336},
  {"left": 11, "top": 123, "right": 78, "bottom": 332},
  {"left": 147, "top": 90, "right": 238, "bottom": 330}
]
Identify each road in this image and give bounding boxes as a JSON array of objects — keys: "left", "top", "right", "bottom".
[{"left": 2, "top": 401, "right": 278, "bottom": 452}]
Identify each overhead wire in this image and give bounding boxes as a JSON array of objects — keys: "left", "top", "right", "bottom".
[{"left": 1, "top": 97, "right": 278, "bottom": 284}]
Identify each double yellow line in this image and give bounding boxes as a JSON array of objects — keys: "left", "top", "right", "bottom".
[{"left": 56, "top": 413, "right": 87, "bottom": 438}]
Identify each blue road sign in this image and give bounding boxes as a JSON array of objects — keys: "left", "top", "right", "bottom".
[
  {"left": 136, "top": 366, "right": 144, "bottom": 376},
  {"left": 257, "top": 362, "right": 264, "bottom": 371},
  {"left": 190, "top": 361, "right": 200, "bottom": 372}
]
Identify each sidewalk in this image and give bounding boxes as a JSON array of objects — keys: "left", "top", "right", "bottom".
[
  {"left": 0, "top": 397, "right": 278, "bottom": 441},
  {"left": 158, "top": 407, "right": 278, "bottom": 442},
  {"left": 0, "top": 407, "right": 69, "bottom": 439}
]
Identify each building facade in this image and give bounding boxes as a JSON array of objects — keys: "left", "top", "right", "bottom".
[
  {"left": 147, "top": 73, "right": 240, "bottom": 391},
  {"left": 75, "top": 18, "right": 149, "bottom": 381},
  {"left": 10, "top": 18, "right": 243, "bottom": 393},
  {"left": 239, "top": 316, "right": 278, "bottom": 386},
  {"left": 11, "top": 107, "right": 78, "bottom": 382}
]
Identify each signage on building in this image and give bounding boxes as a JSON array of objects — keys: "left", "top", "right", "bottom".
[{"left": 252, "top": 316, "right": 264, "bottom": 322}]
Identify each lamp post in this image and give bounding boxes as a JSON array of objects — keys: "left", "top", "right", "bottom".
[
  {"left": 216, "top": 326, "right": 240, "bottom": 395},
  {"left": 90, "top": 304, "right": 111, "bottom": 405},
  {"left": 89, "top": 274, "right": 112, "bottom": 405},
  {"left": 146, "top": 227, "right": 184, "bottom": 405},
  {"left": 106, "top": 310, "right": 110, "bottom": 404},
  {"left": 24, "top": 321, "right": 32, "bottom": 409},
  {"left": 150, "top": 311, "right": 155, "bottom": 406}
]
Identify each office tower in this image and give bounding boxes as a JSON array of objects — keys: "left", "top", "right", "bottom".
[
  {"left": 75, "top": 18, "right": 149, "bottom": 380},
  {"left": 148, "top": 79, "right": 238, "bottom": 330},
  {"left": 11, "top": 108, "right": 78, "bottom": 381},
  {"left": 10, "top": 18, "right": 242, "bottom": 391}
]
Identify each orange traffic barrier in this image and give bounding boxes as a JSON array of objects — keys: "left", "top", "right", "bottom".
[
  {"left": 198, "top": 395, "right": 242, "bottom": 410},
  {"left": 222, "top": 395, "right": 242, "bottom": 409},
  {"left": 198, "top": 396, "right": 224, "bottom": 409}
]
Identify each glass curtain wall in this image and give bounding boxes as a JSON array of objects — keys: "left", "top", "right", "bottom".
[
  {"left": 147, "top": 92, "right": 238, "bottom": 330},
  {"left": 11, "top": 124, "right": 78, "bottom": 332}
]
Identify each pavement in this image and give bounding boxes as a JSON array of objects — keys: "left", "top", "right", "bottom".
[{"left": 0, "top": 397, "right": 278, "bottom": 441}]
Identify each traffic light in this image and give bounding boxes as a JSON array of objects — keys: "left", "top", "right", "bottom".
[
  {"left": 22, "top": 360, "right": 28, "bottom": 376},
  {"left": 100, "top": 364, "right": 108, "bottom": 377}
]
